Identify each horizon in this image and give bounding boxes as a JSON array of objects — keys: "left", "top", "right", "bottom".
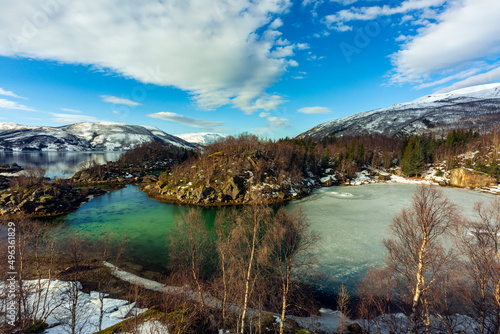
[{"left": 1, "top": 0, "right": 500, "bottom": 139}]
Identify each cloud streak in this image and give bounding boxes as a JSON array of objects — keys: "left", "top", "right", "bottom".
[
  {"left": 0, "top": 98, "right": 36, "bottom": 111},
  {"left": 147, "top": 112, "right": 226, "bottom": 131},
  {"left": 51, "top": 113, "right": 102, "bottom": 124},
  {"left": 0, "top": 88, "right": 27, "bottom": 99},
  {"left": 0, "top": 0, "right": 301, "bottom": 113},
  {"left": 297, "top": 106, "right": 331, "bottom": 114},
  {"left": 61, "top": 108, "right": 82, "bottom": 113},
  {"left": 100, "top": 95, "right": 142, "bottom": 106},
  {"left": 436, "top": 67, "right": 500, "bottom": 93},
  {"left": 323, "top": 0, "right": 446, "bottom": 31}
]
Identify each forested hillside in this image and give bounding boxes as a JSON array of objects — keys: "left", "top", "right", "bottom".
[{"left": 141, "top": 130, "right": 500, "bottom": 205}]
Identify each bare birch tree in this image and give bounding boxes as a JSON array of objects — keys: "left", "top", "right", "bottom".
[
  {"left": 383, "top": 185, "right": 457, "bottom": 334},
  {"left": 169, "top": 208, "right": 213, "bottom": 309},
  {"left": 268, "top": 206, "right": 318, "bottom": 334}
]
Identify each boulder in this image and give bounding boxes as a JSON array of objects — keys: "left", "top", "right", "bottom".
[{"left": 449, "top": 168, "right": 497, "bottom": 188}]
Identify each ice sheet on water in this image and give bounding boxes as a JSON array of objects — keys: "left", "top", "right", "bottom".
[{"left": 291, "top": 183, "right": 498, "bottom": 293}]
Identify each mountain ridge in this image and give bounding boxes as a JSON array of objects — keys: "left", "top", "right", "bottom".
[
  {"left": 0, "top": 122, "right": 195, "bottom": 152},
  {"left": 299, "top": 83, "right": 500, "bottom": 139}
]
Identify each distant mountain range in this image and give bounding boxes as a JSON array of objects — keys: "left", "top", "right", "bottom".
[
  {"left": 176, "top": 132, "right": 229, "bottom": 146},
  {"left": 299, "top": 83, "right": 500, "bottom": 139},
  {"left": 0, "top": 122, "right": 195, "bottom": 152}
]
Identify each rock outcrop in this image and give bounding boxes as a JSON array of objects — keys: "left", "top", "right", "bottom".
[
  {"left": 449, "top": 168, "right": 498, "bottom": 188},
  {"left": 141, "top": 176, "right": 313, "bottom": 206},
  {"left": 0, "top": 182, "right": 106, "bottom": 217}
]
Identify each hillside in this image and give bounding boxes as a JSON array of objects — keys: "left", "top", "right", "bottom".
[
  {"left": 0, "top": 122, "right": 195, "bottom": 151},
  {"left": 142, "top": 135, "right": 319, "bottom": 205},
  {"left": 299, "top": 83, "right": 500, "bottom": 139},
  {"left": 138, "top": 129, "right": 500, "bottom": 206}
]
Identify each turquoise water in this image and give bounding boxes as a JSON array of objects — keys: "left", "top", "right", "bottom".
[
  {"left": 56, "top": 185, "right": 217, "bottom": 267},
  {"left": 56, "top": 183, "right": 497, "bottom": 290}
]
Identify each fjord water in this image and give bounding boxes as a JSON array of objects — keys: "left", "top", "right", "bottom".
[
  {"left": 0, "top": 151, "right": 122, "bottom": 178},
  {"left": 57, "top": 183, "right": 496, "bottom": 291}
]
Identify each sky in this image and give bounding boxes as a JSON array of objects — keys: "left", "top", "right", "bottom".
[{"left": 0, "top": 0, "right": 499, "bottom": 139}]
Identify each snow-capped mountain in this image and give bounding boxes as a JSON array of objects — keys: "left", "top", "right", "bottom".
[
  {"left": 61, "top": 122, "right": 194, "bottom": 151},
  {"left": 176, "top": 132, "right": 229, "bottom": 146},
  {"left": 299, "top": 83, "right": 500, "bottom": 138},
  {"left": 0, "top": 122, "right": 195, "bottom": 151}
]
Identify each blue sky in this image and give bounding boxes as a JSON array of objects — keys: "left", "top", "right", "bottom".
[{"left": 1, "top": 0, "right": 499, "bottom": 138}]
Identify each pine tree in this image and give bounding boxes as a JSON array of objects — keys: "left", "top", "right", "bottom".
[{"left": 401, "top": 137, "right": 424, "bottom": 176}]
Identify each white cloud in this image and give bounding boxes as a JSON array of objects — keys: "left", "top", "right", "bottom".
[
  {"left": 323, "top": 0, "right": 446, "bottom": 31},
  {"left": 51, "top": 113, "right": 101, "bottom": 124},
  {"left": 297, "top": 106, "right": 331, "bottom": 114},
  {"left": 416, "top": 68, "right": 482, "bottom": 89},
  {"left": 0, "top": 98, "right": 36, "bottom": 111},
  {"left": 100, "top": 95, "right": 142, "bottom": 106},
  {"left": 240, "top": 94, "right": 285, "bottom": 114},
  {"left": 390, "top": 0, "right": 500, "bottom": 84},
  {"left": 258, "top": 110, "right": 289, "bottom": 128},
  {"left": 147, "top": 112, "right": 226, "bottom": 131},
  {"left": 269, "top": 18, "right": 284, "bottom": 29},
  {"left": 267, "top": 115, "right": 290, "bottom": 128},
  {"left": 0, "top": 0, "right": 300, "bottom": 113},
  {"left": 61, "top": 108, "right": 82, "bottom": 113},
  {"left": 435, "top": 67, "right": 500, "bottom": 93},
  {"left": 0, "top": 88, "right": 27, "bottom": 99}
]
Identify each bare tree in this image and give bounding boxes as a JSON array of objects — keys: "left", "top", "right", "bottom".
[
  {"left": 357, "top": 266, "right": 404, "bottom": 334},
  {"left": 214, "top": 208, "right": 239, "bottom": 332},
  {"left": 455, "top": 198, "right": 500, "bottom": 333},
  {"left": 58, "top": 232, "right": 91, "bottom": 334},
  {"left": 383, "top": 185, "right": 457, "bottom": 334},
  {"left": 235, "top": 203, "right": 272, "bottom": 334},
  {"left": 213, "top": 202, "right": 273, "bottom": 334},
  {"left": 454, "top": 216, "right": 495, "bottom": 334},
  {"left": 337, "top": 284, "right": 350, "bottom": 334},
  {"left": 91, "top": 232, "right": 128, "bottom": 331},
  {"left": 169, "top": 208, "right": 213, "bottom": 309},
  {"left": 268, "top": 206, "right": 319, "bottom": 334}
]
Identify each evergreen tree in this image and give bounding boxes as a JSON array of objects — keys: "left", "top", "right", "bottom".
[{"left": 401, "top": 137, "right": 424, "bottom": 176}]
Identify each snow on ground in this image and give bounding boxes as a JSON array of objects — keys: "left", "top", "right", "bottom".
[
  {"left": 132, "top": 319, "right": 169, "bottom": 334},
  {"left": 0, "top": 279, "right": 147, "bottom": 333},
  {"left": 388, "top": 174, "right": 435, "bottom": 185},
  {"left": 105, "top": 262, "right": 491, "bottom": 334}
]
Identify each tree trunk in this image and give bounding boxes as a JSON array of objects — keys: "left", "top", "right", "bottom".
[
  {"left": 240, "top": 219, "right": 259, "bottom": 334},
  {"left": 410, "top": 241, "right": 427, "bottom": 334}
]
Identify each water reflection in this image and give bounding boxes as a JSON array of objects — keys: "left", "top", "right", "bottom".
[{"left": 0, "top": 151, "right": 123, "bottom": 178}]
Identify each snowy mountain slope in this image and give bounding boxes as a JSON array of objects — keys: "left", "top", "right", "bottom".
[
  {"left": 61, "top": 122, "right": 194, "bottom": 151},
  {"left": 176, "top": 132, "right": 229, "bottom": 146},
  {"left": 0, "top": 125, "right": 92, "bottom": 151},
  {"left": 0, "top": 122, "right": 194, "bottom": 151},
  {"left": 299, "top": 83, "right": 500, "bottom": 138}
]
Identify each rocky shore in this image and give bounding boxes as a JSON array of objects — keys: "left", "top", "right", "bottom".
[
  {"left": 0, "top": 181, "right": 106, "bottom": 217},
  {"left": 140, "top": 175, "right": 316, "bottom": 206}
]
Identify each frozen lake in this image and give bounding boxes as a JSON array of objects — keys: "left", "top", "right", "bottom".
[{"left": 292, "top": 183, "right": 497, "bottom": 291}]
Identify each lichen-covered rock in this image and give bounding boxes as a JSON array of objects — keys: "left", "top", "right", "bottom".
[
  {"left": 0, "top": 183, "right": 106, "bottom": 217},
  {"left": 449, "top": 168, "right": 497, "bottom": 188}
]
